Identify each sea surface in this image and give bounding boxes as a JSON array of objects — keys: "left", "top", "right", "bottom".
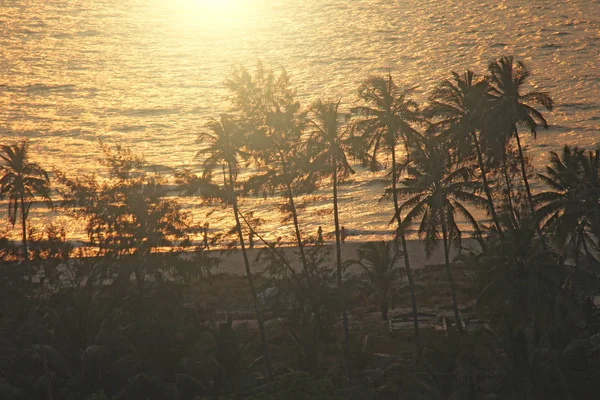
[{"left": 1, "top": 0, "right": 599, "bottom": 244}]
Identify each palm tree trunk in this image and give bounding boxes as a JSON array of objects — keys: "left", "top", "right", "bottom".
[
  {"left": 501, "top": 148, "right": 517, "bottom": 225},
  {"left": 227, "top": 164, "right": 272, "bottom": 376},
  {"left": 280, "top": 154, "right": 311, "bottom": 277},
  {"left": 286, "top": 181, "right": 323, "bottom": 332},
  {"left": 281, "top": 155, "right": 323, "bottom": 338},
  {"left": 390, "top": 144, "right": 421, "bottom": 353},
  {"left": 332, "top": 153, "right": 351, "bottom": 379},
  {"left": 513, "top": 129, "right": 535, "bottom": 215},
  {"left": 471, "top": 131, "right": 501, "bottom": 232},
  {"left": 20, "top": 192, "right": 28, "bottom": 260},
  {"left": 441, "top": 213, "right": 463, "bottom": 332},
  {"left": 514, "top": 129, "right": 548, "bottom": 249}
]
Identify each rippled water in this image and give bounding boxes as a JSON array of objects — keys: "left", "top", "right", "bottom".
[{"left": 1, "top": 0, "right": 599, "bottom": 243}]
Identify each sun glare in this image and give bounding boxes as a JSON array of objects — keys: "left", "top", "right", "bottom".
[
  {"left": 169, "top": 0, "right": 249, "bottom": 29},
  {"left": 194, "top": 0, "right": 241, "bottom": 12}
]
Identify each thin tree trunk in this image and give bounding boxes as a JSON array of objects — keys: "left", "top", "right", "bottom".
[
  {"left": 281, "top": 154, "right": 322, "bottom": 338},
  {"left": 501, "top": 148, "right": 517, "bottom": 225},
  {"left": 390, "top": 144, "right": 421, "bottom": 353},
  {"left": 471, "top": 130, "right": 501, "bottom": 232},
  {"left": 227, "top": 164, "right": 272, "bottom": 376},
  {"left": 332, "top": 153, "right": 351, "bottom": 379},
  {"left": 513, "top": 129, "right": 535, "bottom": 215},
  {"left": 441, "top": 213, "right": 463, "bottom": 332},
  {"left": 514, "top": 129, "right": 547, "bottom": 249},
  {"left": 20, "top": 192, "right": 28, "bottom": 260},
  {"left": 280, "top": 154, "right": 311, "bottom": 277}
]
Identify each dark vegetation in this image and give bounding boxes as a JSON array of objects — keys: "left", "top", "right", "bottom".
[{"left": 1, "top": 56, "right": 600, "bottom": 399}]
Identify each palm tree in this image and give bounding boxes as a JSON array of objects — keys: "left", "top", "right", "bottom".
[
  {"left": 534, "top": 146, "right": 600, "bottom": 263},
  {"left": 354, "top": 241, "right": 402, "bottom": 320},
  {"left": 478, "top": 212, "right": 574, "bottom": 335},
  {"left": 195, "top": 115, "right": 272, "bottom": 376},
  {"left": 428, "top": 70, "right": 502, "bottom": 233},
  {"left": 233, "top": 68, "right": 314, "bottom": 280},
  {"left": 487, "top": 56, "right": 554, "bottom": 215},
  {"left": 307, "top": 99, "right": 355, "bottom": 375},
  {"left": 396, "top": 135, "right": 486, "bottom": 331},
  {"left": 226, "top": 64, "right": 326, "bottom": 336},
  {"left": 351, "top": 73, "right": 422, "bottom": 351},
  {"left": 0, "top": 140, "right": 51, "bottom": 260}
]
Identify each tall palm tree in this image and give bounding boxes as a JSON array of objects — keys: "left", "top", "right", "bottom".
[
  {"left": 0, "top": 140, "right": 51, "bottom": 260},
  {"left": 351, "top": 73, "right": 422, "bottom": 351},
  {"left": 226, "top": 64, "right": 325, "bottom": 335},
  {"left": 428, "top": 70, "right": 502, "bottom": 233},
  {"left": 307, "top": 99, "right": 354, "bottom": 375},
  {"left": 195, "top": 115, "right": 272, "bottom": 376},
  {"left": 534, "top": 146, "right": 600, "bottom": 262},
  {"left": 487, "top": 56, "right": 554, "bottom": 215},
  {"left": 246, "top": 107, "right": 329, "bottom": 336},
  {"left": 396, "top": 136, "right": 486, "bottom": 331},
  {"left": 353, "top": 241, "right": 402, "bottom": 320}
]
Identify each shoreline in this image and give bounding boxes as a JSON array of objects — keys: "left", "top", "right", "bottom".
[
  {"left": 189, "top": 238, "right": 482, "bottom": 276},
  {"left": 9, "top": 238, "right": 483, "bottom": 278}
]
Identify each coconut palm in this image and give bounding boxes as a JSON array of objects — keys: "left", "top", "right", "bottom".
[
  {"left": 428, "top": 70, "right": 502, "bottom": 232},
  {"left": 351, "top": 73, "right": 422, "bottom": 351},
  {"left": 534, "top": 146, "right": 600, "bottom": 262},
  {"left": 195, "top": 115, "right": 272, "bottom": 376},
  {"left": 307, "top": 99, "right": 355, "bottom": 374},
  {"left": 226, "top": 64, "right": 328, "bottom": 338},
  {"left": 354, "top": 241, "right": 403, "bottom": 320},
  {"left": 232, "top": 66, "right": 314, "bottom": 279},
  {"left": 0, "top": 140, "right": 51, "bottom": 260},
  {"left": 395, "top": 135, "right": 486, "bottom": 331},
  {"left": 487, "top": 56, "right": 554, "bottom": 215}
]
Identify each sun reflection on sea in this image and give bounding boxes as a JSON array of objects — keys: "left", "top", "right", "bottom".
[{"left": 165, "top": 0, "right": 253, "bottom": 29}]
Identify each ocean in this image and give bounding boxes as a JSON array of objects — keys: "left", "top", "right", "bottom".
[{"left": 1, "top": 0, "right": 599, "bottom": 244}]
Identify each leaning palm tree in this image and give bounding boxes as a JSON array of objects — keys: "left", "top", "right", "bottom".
[
  {"left": 534, "top": 146, "right": 600, "bottom": 263},
  {"left": 428, "top": 70, "right": 502, "bottom": 233},
  {"left": 351, "top": 73, "right": 422, "bottom": 351},
  {"left": 0, "top": 140, "right": 51, "bottom": 260},
  {"left": 487, "top": 56, "right": 554, "bottom": 215},
  {"left": 307, "top": 99, "right": 355, "bottom": 375},
  {"left": 195, "top": 115, "right": 272, "bottom": 376},
  {"left": 353, "top": 241, "right": 402, "bottom": 320},
  {"left": 396, "top": 135, "right": 486, "bottom": 331}
]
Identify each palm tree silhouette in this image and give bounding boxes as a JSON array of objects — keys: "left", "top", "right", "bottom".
[
  {"left": 353, "top": 241, "right": 403, "bottom": 320},
  {"left": 351, "top": 73, "right": 422, "bottom": 351},
  {"left": 535, "top": 146, "right": 600, "bottom": 262},
  {"left": 477, "top": 213, "right": 573, "bottom": 344},
  {"left": 242, "top": 90, "right": 314, "bottom": 279},
  {"left": 307, "top": 99, "right": 354, "bottom": 375},
  {"left": 195, "top": 115, "right": 272, "bottom": 376},
  {"left": 0, "top": 140, "right": 51, "bottom": 260},
  {"left": 226, "top": 64, "right": 327, "bottom": 336},
  {"left": 429, "top": 70, "right": 502, "bottom": 232},
  {"left": 396, "top": 135, "right": 486, "bottom": 331},
  {"left": 487, "top": 56, "right": 554, "bottom": 215}
]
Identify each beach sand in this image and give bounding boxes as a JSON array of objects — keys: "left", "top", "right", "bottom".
[{"left": 204, "top": 238, "right": 481, "bottom": 276}]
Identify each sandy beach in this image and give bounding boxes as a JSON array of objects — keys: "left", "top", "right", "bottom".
[{"left": 204, "top": 238, "right": 482, "bottom": 276}]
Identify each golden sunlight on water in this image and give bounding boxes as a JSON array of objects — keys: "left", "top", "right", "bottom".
[
  {"left": 166, "top": 0, "right": 252, "bottom": 29},
  {"left": 1, "top": 0, "right": 599, "bottom": 245}
]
